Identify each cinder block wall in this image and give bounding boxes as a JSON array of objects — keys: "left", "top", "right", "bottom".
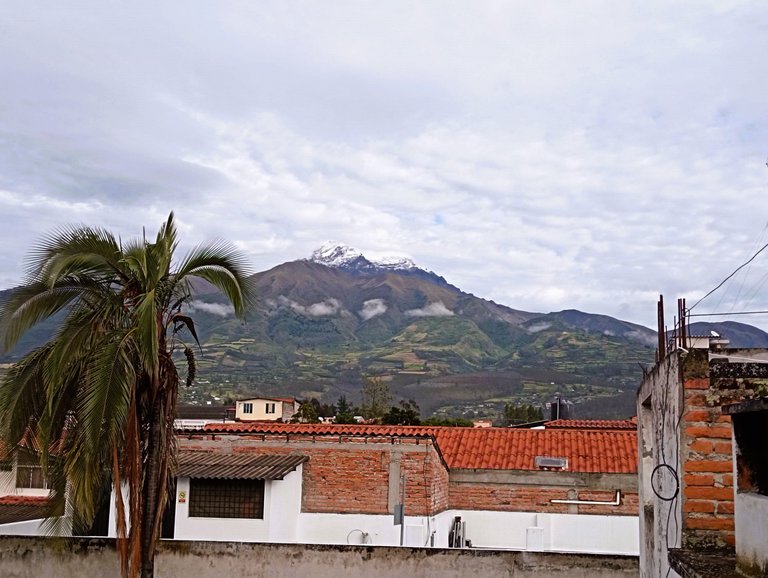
[{"left": 0, "top": 537, "right": 639, "bottom": 578}]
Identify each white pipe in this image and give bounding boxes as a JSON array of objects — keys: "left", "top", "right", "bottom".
[{"left": 550, "top": 490, "right": 621, "bottom": 506}]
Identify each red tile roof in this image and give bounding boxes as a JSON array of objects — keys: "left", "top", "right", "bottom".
[
  {"left": 199, "top": 422, "right": 637, "bottom": 474},
  {"left": 545, "top": 419, "right": 637, "bottom": 431},
  {"left": 0, "top": 495, "right": 49, "bottom": 506},
  {"left": 432, "top": 428, "right": 636, "bottom": 473},
  {"left": 0, "top": 495, "right": 50, "bottom": 525}
]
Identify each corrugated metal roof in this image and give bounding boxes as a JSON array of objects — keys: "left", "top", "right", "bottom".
[{"left": 177, "top": 451, "right": 307, "bottom": 480}]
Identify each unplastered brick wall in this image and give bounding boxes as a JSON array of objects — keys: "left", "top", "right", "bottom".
[
  {"left": 179, "top": 434, "right": 448, "bottom": 516},
  {"left": 680, "top": 351, "right": 768, "bottom": 549},
  {"left": 400, "top": 445, "right": 450, "bottom": 516},
  {"left": 448, "top": 481, "right": 638, "bottom": 516}
]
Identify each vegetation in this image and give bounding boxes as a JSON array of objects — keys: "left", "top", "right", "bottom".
[
  {"left": 382, "top": 399, "right": 421, "bottom": 425},
  {"left": 502, "top": 403, "right": 544, "bottom": 425},
  {"left": 291, "top": 402, "right": 320, "bottom": 423},
  {"left": 422, "top": 416, "right": 474, "bottom": 427},
  {"left": 334, "top": 395, "right": 356, "bottom": 424},
  {"left": 0, "top": 214, "right": 251, "bottom": 578},
  {"left": 360, "top": 376, "right": 392, "bottom": 420}
]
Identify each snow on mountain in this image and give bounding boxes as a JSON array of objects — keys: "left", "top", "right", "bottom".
[
  {"left": 310, "top": 242, "right": 364, "bottom": 267},
  {"left": 310, "top": 242, "right": 419, "bottom": 272}
]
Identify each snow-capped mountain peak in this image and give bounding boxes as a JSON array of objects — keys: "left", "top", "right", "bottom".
[
  {"left": 310, "top": 242, "right": 364, "bottom": 267},
  {"left": 309, "top": 242, "right": 420, "bottom": 273}
]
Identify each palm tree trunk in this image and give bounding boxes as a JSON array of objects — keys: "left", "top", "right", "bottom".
[{"left": 140, "top": 396, "right": 165, "bottom": 578}]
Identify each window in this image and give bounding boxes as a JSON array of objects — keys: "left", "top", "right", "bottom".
[
  {"left": 15, "top": 451, "right": 47, "bottom": 489},
  {"left": 242, "top": 402, "right": 253, "bottom": 414},
  {"left": 189, "top": 478, "right": 264, "bottom": 519},
  {"left": 265, "top": 403, "right": 276, "bottom": 414}
]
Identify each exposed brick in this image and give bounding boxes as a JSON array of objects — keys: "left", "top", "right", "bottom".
[
  {"left": 689, "top": 440, "right": 714, "bottom": 453},
  {"left": 684, "top": 410, "right": 711, "bottom": 422},
  {"left": 684, "top": 425, "right": 732, "bottom": 439},
  {"left": 684, "top": 460, "right": 733, "bottom": 473},
  {"left": 716, "top": 502, "right": 734, "bottom": 515},
  {"left": 721, "top": 474, "right": 734, "bottom": 486},
  {"left": 684, "top": 486, "right": 734, "bottom": 500},
  {"left": 685, "top": 394, "right": 708, "bottom": 406},
  {"left": 684, "top": 473, "right": 715, "bottom": 486},
  {"left": 686, "top": 517, "right": 734, "bottom": 531},
  {"left": 683, "top": 500, "right": 715, "bottom": 514},
  {"left": 684, "top": 378, "right": 710, "bottom": 390},
  {"left": 714, "top": 441, "right": 733, "bottom": 454}
]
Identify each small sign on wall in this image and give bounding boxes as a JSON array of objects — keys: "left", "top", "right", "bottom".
[{"left": 178, "top": 491, "right": 187, "bottom": 504}]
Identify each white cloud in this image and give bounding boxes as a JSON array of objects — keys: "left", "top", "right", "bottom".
[
  {"left": 359, "top": 299, "right": 388, "bottom": 321},
  {"left": 0, "top": 2, "right": 767, "bottom": 330},
  {"left": 187, "top": 301, "right": 235, "bottom": 317},
  {"left": 277, "top": 296, "right": 342, "bottom": 317},
  {"left": 404, "top": 302, "right": 454, "bottom": 318}
]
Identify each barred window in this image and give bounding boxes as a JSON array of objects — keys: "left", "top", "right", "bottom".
[
  {"left": 15, "top": 451, "right": 47, "bottom": 489},
  {"left": 242, "top": 403, "right": 253, "bottom": 414},
  {"left": 189, "top": 478, "right": 264, "bottom": 519},
  {"left": 265, "top": 403, "right": 276, "bottom": 414}
]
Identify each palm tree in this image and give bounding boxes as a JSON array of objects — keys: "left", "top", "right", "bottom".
[{"left": 0, "top": 213, "right": 252, "bottom": 578}]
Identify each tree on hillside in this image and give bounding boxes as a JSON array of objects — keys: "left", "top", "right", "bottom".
[
  {"left": 502, "top": 403, "right": 544, "bottom": 425},
  {"left": 360, "top": 376, "right": 392, "bottom": 421},
  {"left": 422, "top": 416, "right": 474, "bottom": 427},
  {"left": 291, "top": 402, "right": 320, "bottom": 423},
  {"left": 0, "top": 214, "right": 252, "bottom": 578},
  {"left": 334, "top": 395, "right": 356, "bottom": 424},
  {"left": 382, "top": 399, "right": 421, "bottom": 426}
]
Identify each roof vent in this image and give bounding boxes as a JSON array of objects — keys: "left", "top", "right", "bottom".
[{"left": 535, "top": 456, "right": 568, "bottom": 470}]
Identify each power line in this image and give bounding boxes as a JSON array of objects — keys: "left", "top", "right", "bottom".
[
  {"left": 688, "top": 240, "right": 768, "bottom": 312},
  {"left": 688, "top": 310, "right": 768, "bottom": 318}
]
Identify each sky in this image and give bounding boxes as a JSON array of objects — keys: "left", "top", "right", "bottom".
[{"left": 2, "top": 1, "right": 768, "bottom": 330}]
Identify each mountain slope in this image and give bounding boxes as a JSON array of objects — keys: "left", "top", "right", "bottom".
[{"left": 4, "top": 243, "right": 767, "bottom": 419}]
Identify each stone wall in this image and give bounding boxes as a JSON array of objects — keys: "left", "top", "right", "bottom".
[{"left": 0, "top": 537, "right": 639, "bottom": 578}]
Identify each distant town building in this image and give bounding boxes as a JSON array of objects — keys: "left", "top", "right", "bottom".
[{"left": 235, "top": 397, "right": 300, "bottom": 422}]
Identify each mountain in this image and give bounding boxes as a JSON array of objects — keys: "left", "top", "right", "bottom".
[
  {"left": 3, "top": 243, "right": 767, "bottom": 419},
  {"left": 686, "top": 321, "right": 768, "bottom": 348},
  {"left": 309, "top": 241, "right": 452, "bottom": 286}
]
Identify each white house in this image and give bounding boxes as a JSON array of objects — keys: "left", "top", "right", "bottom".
[{"left": 234, "top": 397, "right": 300, "bottom": 422}]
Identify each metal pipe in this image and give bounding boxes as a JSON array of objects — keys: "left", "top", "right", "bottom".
[{"left": 550, "top": 490, "right": 621, "bottom": 506}]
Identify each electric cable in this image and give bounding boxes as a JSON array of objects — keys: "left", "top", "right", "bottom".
[{"left": 689, "top": 239, "right": 768, "bottom": 312}]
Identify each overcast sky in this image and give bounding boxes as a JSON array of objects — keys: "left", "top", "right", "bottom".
[{"left": 2, "top": 2, "right": 768, "bottom": 329}]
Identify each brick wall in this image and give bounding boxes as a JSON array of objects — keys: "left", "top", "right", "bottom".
[
  {"left": 179, "top": 433, "right": 635, "bottom": 519},
  {"left": 180, "top": 434, "right": 447, "bottom": 516},
  {"left": 679, "top": 359, "right": 768, "bottom": 549},
  {"left": 448, "top": 481, "right": 638, "bottom": 515},
  {"left": 681, "top": 376, "right": 735, "bottom": 547}
]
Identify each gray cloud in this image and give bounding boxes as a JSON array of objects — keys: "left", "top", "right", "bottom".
[
  {"left": 1, "top": 2, "right": 768, "bottom": 330},
  {"left": 404, "top": 302, "right": 454, "bottom": 318},
  {"left": 359, "top": 299, "right": 388, "bottom": 321}
]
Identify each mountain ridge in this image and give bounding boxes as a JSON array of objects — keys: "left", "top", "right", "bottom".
[{"left": 3, "top": 244, "right": 768, "bottom": 420}]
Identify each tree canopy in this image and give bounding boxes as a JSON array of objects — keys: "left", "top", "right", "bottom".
[{"left": 0, "top": 213, "right": 252, "bottom": 578}]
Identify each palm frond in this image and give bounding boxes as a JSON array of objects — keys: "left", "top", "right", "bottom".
[
  {"left": 29, "top": 226, "right": 122, "bottom": 284},
  {"left": 0, "top": 283, "right": 82, "bottom": 353},
  {"left": 174, "top": 241, "right": 254, "bottom": 314}
]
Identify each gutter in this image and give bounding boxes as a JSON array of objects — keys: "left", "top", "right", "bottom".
[{"left": 550, "top": 490, "right": 622, "bottom": 506}]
